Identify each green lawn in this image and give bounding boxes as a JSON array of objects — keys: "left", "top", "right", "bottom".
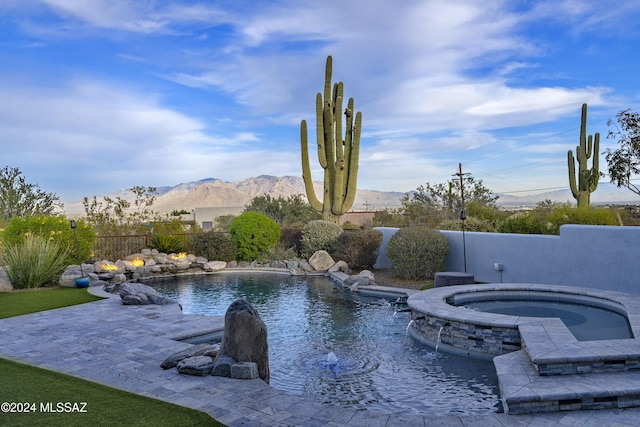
[
  {"left": 0, "top": 288, "right": 224, "bottom": 426},
  {"left": 0, "top": 287, "right": 103, "bottom": 319}
]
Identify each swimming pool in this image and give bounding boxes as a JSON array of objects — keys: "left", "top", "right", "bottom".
[{"left": 149, "top": 273, "right": 500, "bottom": 415}]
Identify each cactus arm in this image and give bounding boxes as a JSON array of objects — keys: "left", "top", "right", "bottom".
[
  {"left": 323, "top": 56, "right": 332, "bottom": 105},
  {"left": 340, "top": 110, "right": 361, "bottom": 213},
  {"left": 300, "top": 119, "right": 323, "bottom": 212},
  {"left": 315, "top": 93, "right": 327, "bottom": 169},
  {"left": 568, "top": 150, "right": 579, "bottom": 199},
  {"left": 590, "top": 133, "right": 600, "bottom": 192}
]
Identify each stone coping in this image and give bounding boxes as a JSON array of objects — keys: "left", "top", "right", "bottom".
[{"left": 407, "top": 283, "right": 640, "bottom": 367}]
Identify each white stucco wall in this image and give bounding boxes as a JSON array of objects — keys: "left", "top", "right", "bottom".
[{"left": 375, "top": 225, "right": 640, "bottom": 294}]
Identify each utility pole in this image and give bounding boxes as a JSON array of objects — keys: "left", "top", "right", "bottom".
[{"left": 452, "top": 163, "right": 471, "bottom": 272}]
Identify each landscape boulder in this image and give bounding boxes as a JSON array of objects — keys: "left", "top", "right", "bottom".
[
  {"left": 161, "top": 343, "right": 220, "bottom": 369},
  {"left": 204, "top": 261, "right": 227, "bottom": 272},
  {"left": 0, "top": 267, "right": 12, "bottom": 292},
  {"left": 119, "top": 282, "right": 176, "bottom": 305},
  {"left": 176, "top": 356, "right": 215, "bottom": 376},
  {"left": 213, "top": 299, "right": 269, "bottom": 383},
  {"left": 344, "top": 270, "right": 376, "bottom": 288},
  {"left": 308, "top": 251, "right": 335, "bottom": 271}
]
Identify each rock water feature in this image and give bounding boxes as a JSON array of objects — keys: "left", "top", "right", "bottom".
[{"left": 162, "top": 298, "right": 269, "bottom": 383}]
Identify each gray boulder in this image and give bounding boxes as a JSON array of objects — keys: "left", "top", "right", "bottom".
[
  {"left": 204, "top": 261, "right": 227, "bottom": 272},
  {"left": 176, "top": 356, "right": 215, "bottom": 376},
  {"left": 344, "top": 270, "right": 376, "bottom": 289},
  {"left": 213, "top": 299, "right": 269, "bottom": 383},
  {"left": 119, "top": 282, "right": 176, "bottom": 305},
  {"left": 211, "top": 354, "right": 236, "bottom": 377},
  {"left": 308, "top": 250, "right": 335, "bottom": 271},
  {"left": 231, "top": 362, "right": 259, "bottom": 380},
  {"left": 161, "top": 343, "right": 220, "bottom": 369},
  {"left": 0, "top": 267, "right": 12, "bottom": 292}
]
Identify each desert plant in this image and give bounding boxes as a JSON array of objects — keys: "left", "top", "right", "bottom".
[
  {"left": 189, "top": 231, "right": 237, "bottom": 261},
  {"left": 331, "top": 228, "right": 383, "bottom": 270},
  {"left": 301, "top": 220, "right": 343, "bottom": 258},
  {"left": 4, "top": 234, "right": 70, "bottom": 289},
  {"left": 386, "top": 226, "right": 449, "bottom": 280},
  {"left": 229, "top": 212, "right": 281, "bottom": 261},
  {"left": 439, "top": 216, "right": 498, "bottom": 232},
  {"left": 149, "top": 234, "right": 184, "bottom": 254},
  {"left": 2, "top": 215, "right": 95, "bottom": 264},
  {"left": 568, "top": 103, "right": 600, "bottom": 207},
  {"left": 300, "top": 56, "right": 362, "bottom": 223},
  {"left": 279, "top": 227, "right": 303, "bottom": 257},
  {"left": 265, "top": 243, "right": 299, "bottom": 262}
]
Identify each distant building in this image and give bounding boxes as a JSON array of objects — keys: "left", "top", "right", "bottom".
[
  {"left": 180, "top": 207, "right": 244, "bottom": 231},
  {"left": 339, "top": 211, "right": 375, "bottom": 228}
]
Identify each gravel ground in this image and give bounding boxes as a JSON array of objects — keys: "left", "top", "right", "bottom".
[{"left": 370, "top": 268, "right": 433, "bottom": 291}]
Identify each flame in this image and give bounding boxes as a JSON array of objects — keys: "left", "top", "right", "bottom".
[
  {"left": 171, "top": 252, "right": 188, "bottom": 260},
  {"left": 132, "top": 257, "right": 144, "bottom": 267},
  {"left": 101, "top": 264, "right": 119, "bottom": 271}
]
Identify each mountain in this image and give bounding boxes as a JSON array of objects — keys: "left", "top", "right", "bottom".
[
  {"left": 495, "top": 183, "right": 639, "bottom": 208},
  {"left": 63, "top": 176, "right": 638, "bottom": 216},
  {"left": 63, "top": 175, "right": 406, "bottom": 215}
]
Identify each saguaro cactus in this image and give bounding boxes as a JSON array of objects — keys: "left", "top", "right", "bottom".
[
  {"left": 568, "top": 103, "right": 600, "bottom": 207},
  {"left": 300, "top": 56, "right": 362, "bottom": 223}
]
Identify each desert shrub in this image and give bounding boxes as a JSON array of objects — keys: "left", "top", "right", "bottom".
[
  {"left": 229, "top": 212, "right": 281, "bottom": 261},
  {"left": 331, "top": 228, "right": 383, "bottom": 270},
  {"left": 438, "top": 216, "right": 497, "bottom": 232},
  {"left": 500, "top": 203, "right": 618, "bottom": 235},
  {"left": 279, "top": 227, "right": 303, "bottom": 257},
  {"left": 265, "top": 243, "right": 299, "bottom": 262},
  {"left": 189, "top": 231, "right": 237, "bottom": 262},
  {"left": 300, "top": 220, "right": 343, "bottom": 258},
  {"left": 149, "top": 234, "right": 185, "bottom": 254},
  {"left": 2, "top": 215, "right": 95, "bottom": 264},
  {"left": 500, "top": 211, "right": 545, "bottom": 234},
  {"left": 386, "top": 226, "right": 449, "bottom": 280},
  {"left": 4, "top": 234, "right": 70, "bottom": 289}
]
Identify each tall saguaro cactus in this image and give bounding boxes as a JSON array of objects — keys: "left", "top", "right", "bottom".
[
  {"left": 568, "top": 103, "right": 600, "bottom": 207},
  {"left": 300, "top": 56, "right": 362, "bottom": 223}
]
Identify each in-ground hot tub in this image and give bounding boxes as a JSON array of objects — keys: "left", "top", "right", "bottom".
[{"left": 406, "top": 283, "right": 639, "bottom": 360}]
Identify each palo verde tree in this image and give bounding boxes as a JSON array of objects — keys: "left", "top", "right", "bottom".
[
  {"left": 243, "top": 193, "right": 321, "bottom": 227},
  {"left": 300, "top": 55, "right": 362, "bottom": 224},
  {"left": 568, "top": 103, "right": 600, "bottom": 207},
  {"left": 402, "top": 176, "right": 499, "bottom": 226},
  {"left": 82, "top": 186, "right": 160, "bottom": 235},
  {"left": 0, "top": 166, "right": 62, "bottom": 222},
  {"left": 604, "top": 109, "right": 640, "bottom": 197}
]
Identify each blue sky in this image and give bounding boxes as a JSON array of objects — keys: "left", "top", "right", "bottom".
[{"left": 2, "top": 0, "right": 640, "bottom": 204}]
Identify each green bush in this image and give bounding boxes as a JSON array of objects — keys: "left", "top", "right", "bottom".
[
  {"left": 229, "top": 212, "right": 281, "bottom": 261},
  {"left": 149, "top": 234, "right": 185, "bottom": 254},
  {"left": 500, "top": 204, "right": 618, "bottom": 235},
  {"left": 439, "top": 216, "right": 497, "bottom": 232},
  {"left": 301, "top": 220, "right": 343, "bottom": 258},
  {"left": 279, "top": 227, "right": 303, "bottom": 257},
  {"left": 189, "top": 231, "right": 237, "bottom": 262},
  {"left": 4, "top": 235, "right": 70, "bottom": 289},
  {"left": 331, "top": 228, "right": 383, "bottom": 270},
  {"left": 386, "top": 226, "right": 449, "bottom": 280},
  {"left": 265, "top": 243, "right": 299, "bottom": 262},
  {"left": 2, "top": 215, "right": 95, "bottom": 264}
]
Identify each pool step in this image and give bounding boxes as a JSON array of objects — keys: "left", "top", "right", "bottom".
[
  {"left": 519, "top": 319, "right": 640, "bottom": 375},
  {"left": 495, "top": 349, "right": 640, "bottom": 414}
]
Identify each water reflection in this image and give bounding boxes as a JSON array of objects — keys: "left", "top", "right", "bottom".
[{"left": 149, "top": 273, "right": 500, "bottom": 415}]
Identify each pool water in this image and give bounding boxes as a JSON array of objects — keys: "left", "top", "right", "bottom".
[
  {"left": 465, "top": 299, "right": 633, "bottom": 341},
  {"left": 150, "top": 273, "right": 500, "bottom": 415}
]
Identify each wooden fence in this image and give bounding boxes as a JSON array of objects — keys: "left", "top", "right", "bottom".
[{"left": 90, "top": 233, "right": 203, "bottom": 262}]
